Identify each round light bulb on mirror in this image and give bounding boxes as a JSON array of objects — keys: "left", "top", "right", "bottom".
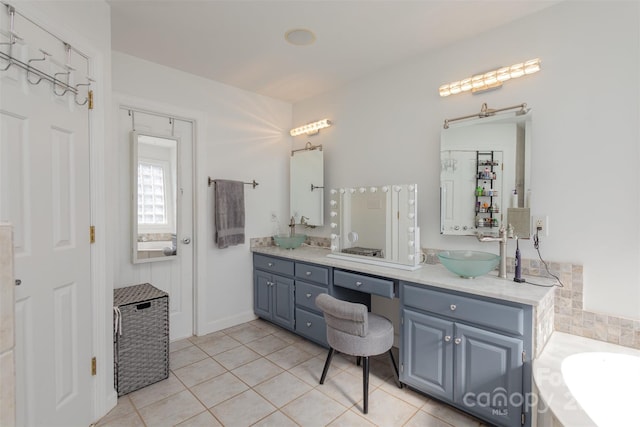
[
  {"left": 330, "top": 234, "right": 337, "bottom": 240},
  {"left": 370, "top": 187, "right": 377, "bottom": 193},
  {"left": 408, "top": 227, "right": 415, "bottom": 233},
  {"left": 408, "top": 254, "right": 415, "bottom": 261},
  {"left": 393, "top": 185, "right": 401, "bottom": 192},
  {"left": 408, "top": 213, "right": 415, "bottom": 219},
  {"left": 330, "top": 211, "right": 337, "bottom": 217},
  {"left": 359, "top": 187, "right": 366, "bottom": 193},
  {"left": 408, "top": 240, "right": 414, "bottom": 247},
  {"left": 331, "top": 222, "right": 337, "bottom": 228},
  {"left": 408, "top": 199, "right": 415, "bottom": 205},
  {"left": 408, "top": 184, "right": 415, "bottom": 191},
  {"left": 330, "top": 189, "right": 337, "bottom": 195},
  {"left": 339, "top": 188, "right": 345, "bottom": 194},
  {"left": 330, "top": 200, "right": 337, "bottom": 206},
  {"left": 349, "top": 188, "right": 356, "bottom": 194},
  {"left": 381, "top": 186, "right": 389, "bottom": 193},
  {"left": 330, "top": 245, "right": 337, "bottom": 251}
]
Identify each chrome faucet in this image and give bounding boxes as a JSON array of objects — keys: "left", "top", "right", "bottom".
[
  {"left": 476, "top": 225, "right": 507, "bottom": 279},
  {"left": 301, "top": 216, "right": 316, "bottom": 229},
  {"left": 289, "top": 216, "right": 296, "bottom": 237}
]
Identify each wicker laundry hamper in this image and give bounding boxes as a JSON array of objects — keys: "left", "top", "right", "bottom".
[{"left": 113, "top": 283, "right": 169, "bottom": 396}]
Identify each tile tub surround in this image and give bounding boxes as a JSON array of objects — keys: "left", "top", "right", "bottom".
[
  {"left": 424, "top": 247, "right": 640, "bottom": 350},
  {"left": 97, "top": 319, "right": 487, "bottom": 427}
]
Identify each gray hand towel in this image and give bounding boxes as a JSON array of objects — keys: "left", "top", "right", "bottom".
[{"left": 214, "top": 180, "right": 245, "bottom": 248}]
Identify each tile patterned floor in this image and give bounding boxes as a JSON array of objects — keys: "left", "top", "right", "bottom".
[{"left": 97, "top": 319, "right": 486, "bottom": 427}]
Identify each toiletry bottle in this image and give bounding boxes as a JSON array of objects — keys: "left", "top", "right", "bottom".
[{"left": 514, "top": 237, "right": 525, "bottom": 283}]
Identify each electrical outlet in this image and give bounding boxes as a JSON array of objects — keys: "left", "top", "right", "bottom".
[{"left": 533, "top": 215, "right": 549, "bottom": 237}]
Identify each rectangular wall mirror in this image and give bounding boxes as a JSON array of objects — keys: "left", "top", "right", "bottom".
[
  {"left": 328, "top": 184, "right": 421, "bottom": 270},
  {"left": 132, "top": 131, "right": 179, "bottom": 263},
  {"left": 290, "top": 143, "right": 323, "bottom": 226},
  {"left": 440, "top": 110, "right": 532, "bottom": 238}
]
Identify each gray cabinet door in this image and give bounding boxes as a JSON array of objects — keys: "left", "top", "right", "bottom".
[
  {"left": 254, "top": 270, "right": 272, "bottom": 319},
  {"left": 402, "top": 309, "right": 454, "bottom": 401},
  {"left": 454, "top": 323, "right": 523, "bottom": 427},
  {"left": 272, "top": 275, "right": 295, "bottom": 329}
]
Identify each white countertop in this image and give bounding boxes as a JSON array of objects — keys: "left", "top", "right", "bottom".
[{"left": 251, "top": 245, "right": 554, "bottom": 307}]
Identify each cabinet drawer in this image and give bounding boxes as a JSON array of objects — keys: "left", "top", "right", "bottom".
[
  {"left": 295, "top": 308, "right": 327, "bottom": 346},
  {"left": 295, "top": 262, "right": 329, "bottom": 285},
  {"left": 296, "top": 281, "right": 328, "bottom": 312},
  {"left": 334, "top": 270, "right": 395, "bottom": 298},
  {"left": 254, "top": 254, "right": 294, "bottom": 276},
  {"left": 403, "top": 284, "right": 524, "bottom": 336}
]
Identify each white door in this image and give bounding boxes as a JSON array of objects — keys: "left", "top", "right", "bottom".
[
  {"left": 0, "top": 36, "right": 93, "bottom": 427},
  {"left": 117, "top": 107, "right": 194, "bottom": 340}
]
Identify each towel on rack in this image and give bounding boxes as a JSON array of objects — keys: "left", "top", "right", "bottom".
[{"left": 213, "top": 179, "right": 245, "bottom": 249}]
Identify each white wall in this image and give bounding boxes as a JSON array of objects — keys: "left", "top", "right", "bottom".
[
  {"left": 111, "top": 52, "right": 292, "bottom": 335},
  {"left": 293, "top": 1, "right": 640, "bottom": 320}
]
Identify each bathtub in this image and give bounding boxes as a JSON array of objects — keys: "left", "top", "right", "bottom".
[{"left": 533, "top": 332, "right": 640, "bottom": 427}]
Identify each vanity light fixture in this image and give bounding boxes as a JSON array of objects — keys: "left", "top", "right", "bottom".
[
  {"left": 439, "top": 58, "right": 541, "bottom": 97},
  {"left": 289, "top": 119, "right": 332, "bottom": 136}
]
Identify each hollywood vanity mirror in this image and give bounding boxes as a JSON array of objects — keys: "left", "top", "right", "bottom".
[
  {"left": 327, "top": 184, "right": 421, "bottom": 270},
  {"left": 440, "top": 103, "right": 532, "bottom": 238},
  {"left": 131, "top": 131, "right": 179, "bottom": 263}
]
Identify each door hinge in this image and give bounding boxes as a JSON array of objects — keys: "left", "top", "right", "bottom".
[
  {"left": 522, "top": 351, "right": 526, "bottom": 363},
  {"left": 521, "top": 412, "right": 525, "bottom": 425},
  {"left": 91, "top": 357, "right": 97, "bottom": 376},
  {"left": 88, "top": 90, "right": 94, "bottom": 110},
  {"left": 90, "top": 226, "right": 95, "bottom": 244},
  {"left": 400, "top": 363, "right": 404, "bottom": 373}
]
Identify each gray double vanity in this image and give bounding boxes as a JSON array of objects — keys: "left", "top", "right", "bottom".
[{"left": 253, "top": 104, "right": 554, "bottom": 426}]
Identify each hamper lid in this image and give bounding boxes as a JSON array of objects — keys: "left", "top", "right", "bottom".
[{"left": 114, "top": 283, "right": 168, "bottom": 306}]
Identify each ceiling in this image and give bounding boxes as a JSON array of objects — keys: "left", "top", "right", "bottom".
[{"left": 109, "top": 1, "right": 558, "bottom": 104}]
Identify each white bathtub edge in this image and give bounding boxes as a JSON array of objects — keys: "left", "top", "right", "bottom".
[{"left": 533, "top": 331, "right": 640, "bottom": 427}]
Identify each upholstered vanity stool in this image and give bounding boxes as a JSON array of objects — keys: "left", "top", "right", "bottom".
[{"left": 315, "top": 293, "right": 401, "bottom": 414}]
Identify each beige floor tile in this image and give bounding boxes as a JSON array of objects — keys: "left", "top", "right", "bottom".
[
  {"left": 225, "top": 324, "right": 272, "bottom": 344},
  {"left": 175, "top": 410, "right": 223, "bottom": 427},
  {"left": 95, "top": 411, "right": 145, "bottom": 427},
  {"left": 190, "top": 372, "right": 249, "bottom": 408},
  {"left": 213, "top": 344, "right": 261, "bottom": 370},
  {"left": 265, "top": 344, "right": 313, "bottom": 369},
  {"left": 281, "top": 389, "right": 347, "bottom": 427},
  {"left": 356, "top": 388, "right": 418, "bottom": 426},
  {"left": 211, "top": 389, "right": 276, "bottom": 426},
  {"left": 170, "top": 345, "right": 209, "bottom": 370},
  {"left": 271, "top": 328, "right": 304, "bottom": 344},
  {"left": 289, "top": 354, "right": 340, "bottom": 386},
  {"left": 253, "top": 371, "right": 312, "bottom": 408},
  {"left": 251, "top": 410, "right": 299, "bottom": 427},
  {"left": 422, "top": 399, "right": 483, "bottom": 426},
  {"left": 378, "top": 377, "right": 428, "bottom": 408},
  {"left": 316, "top": 370, "right": 369, "bottom": 409},
  {"left": 248, "top": 319, "right": 283, "bottom": 334},
  {"left": 128, "top": 373, "right": 185, "bottom": 409},
  {"left": 171, "top": 338, "right": 195, "bottom": 353},
  {"left": 293, "top": 338, "right": 326, "bottom": 356},
  {"left": 328, "top": 409, "right": 376, "bottom": 427},
  {"left": 173, "top": 357, "right": 227, "bottom": 387},
  {"left": 196, "top": 334, "right": 243, "bottom": 356},
  {"left": 96, "top": 396, "right": 135, "bottom": 424},
  {"left": 188, "top": 331, "right": 226, "bottom": 345},
  {"left": 138, "top": 389, "right": 206, "bottom": 427},
  {"left": 245, "top": 334, "right": 290, "bottom": 356},
  {"left": 232, "top": 357, "right": 284, "bottom": 387},
  {"left": 405, "top": 409, "right": 455, "bottom": 427}
]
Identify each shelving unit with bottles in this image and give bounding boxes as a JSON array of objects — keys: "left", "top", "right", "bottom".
[{"left": 474, "top": 151, "right": 501, "bottom": 229}]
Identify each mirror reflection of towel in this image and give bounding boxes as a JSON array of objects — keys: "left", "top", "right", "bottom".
[{"left": 214, "top": 180, "right": 245, "bottom": 248}]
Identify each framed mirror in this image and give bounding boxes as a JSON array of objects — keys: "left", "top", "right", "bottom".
[
  {"left": 440, "top": 110, "right": 532, "bottom": 238},
  {"left": 132, "top": 131, "right": 179, "bottom": 263},
  {"left": 290, "top": 143, "right": 323, "bottom": 226},
  {"left": 327, "top": 184, "right": 421, "bottom": 270}
]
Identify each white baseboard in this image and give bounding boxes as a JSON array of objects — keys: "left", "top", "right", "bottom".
[{"left": 196, "top": 310, "right": 257, "bottom": 336}]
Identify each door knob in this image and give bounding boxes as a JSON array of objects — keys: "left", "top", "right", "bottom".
[
  {"left": 182, "top": 237, "right": 191, "bottom": 244},
  {"left": 15, "top": 279, "right": 21, "bottom": 286}
]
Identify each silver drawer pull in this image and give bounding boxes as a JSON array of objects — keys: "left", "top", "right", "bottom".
[
  {"left": 306, "top": 322, "right": 312, "bottom": 327},
  {"left": 15, "top": 279, "right": 21, "bottom": 286},
  {"left": 306, "top": 293, "right": 312, "bottom": 298},
  {"left": 444, "top": 335, "right": 452, "bottom": 342},
  {"left": 267, "top": 262, "right": 274, "bottom": 267},
  {"left": 305, "top": 271, "right": 312, "bottom": 276},
  {"left": 454, "top": 338, "right": 462, "bottom": 345},
  {"left": 450, "top": 304, "right": 457, "bottom": 311},
  {"left": 355, "top": 281, "right": 363, "bottom": 287}
]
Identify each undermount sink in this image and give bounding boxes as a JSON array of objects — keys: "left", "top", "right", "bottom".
[
  {"left": 273, "top": 234, "right": 307, "bottom": 250},
  {"left": 437, "top": 250, "right": 500, "bottom": 279}
]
